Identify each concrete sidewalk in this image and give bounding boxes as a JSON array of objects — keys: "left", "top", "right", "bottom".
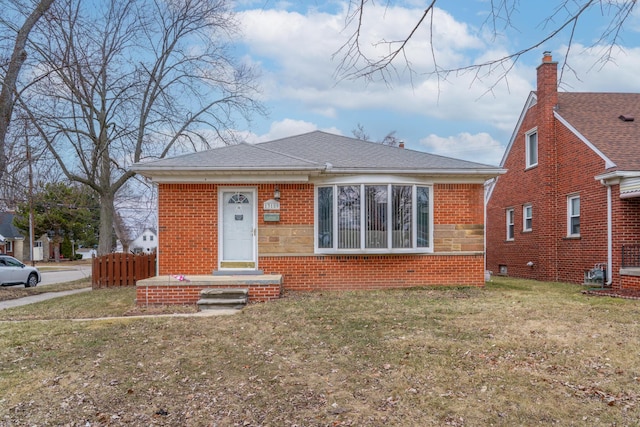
[
  {"left": 0, "top": 288, "right": 239, "bottom": 318},
  {"left": 0, "top": 288, "right": 91, "bottom": 310}
]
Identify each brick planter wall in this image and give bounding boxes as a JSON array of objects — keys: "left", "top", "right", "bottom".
[{"left": 136, "top": 276, "right": 282, "bottom": 306}]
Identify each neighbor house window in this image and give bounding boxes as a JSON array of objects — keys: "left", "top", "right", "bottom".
[
  {"left": 506, "top": 208, "right": 515, "bottom": 241},
  {"left": 526, "top": 129, "right": 538, "bottom": 168},
  {"left": 316, "top": 184, "right": 431, "bottom": 252},
  {"left": 150, "top": 235, "right": 154, "bottom": 241},
  {"left": 568, "top": 195, "right": 580, "bottom": 236},
  {"left": 523, "top": 204, "right": 532, "bottom": 232},
  {"left": 143, "top": 235, "right": 147, "bottom": 241}
]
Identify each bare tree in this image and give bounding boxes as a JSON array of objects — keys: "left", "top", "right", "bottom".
[
  {"left": 334, "top": 0, "right": 637, "bottom": 86},
  {"left": 352, "top": 124, "right": 399, "bottom": 146},
  {"left": 0, "top": 0, "right": 55, "bottom": 181},
  {"left": 0, "top": 111, "right": 58, "bottom": 211},
  {"left": 21, "top": 0, "right": 262, "bottom": 255}
]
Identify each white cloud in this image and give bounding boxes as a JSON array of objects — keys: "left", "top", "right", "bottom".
[
  {"left": 241, "top": 119, "right": 342, "bottom": 143},
  {"left": 234, "top": 2, "right": 640, "bottom": 164},
  {"left": 419, "top": 132, "right": 505, "bottom": 165},
  {"left": 236, "top": 3, "right": 531, "bottom": 134},
  {"left": 556, "top": 44, "right": 640, "bottom": 92}
]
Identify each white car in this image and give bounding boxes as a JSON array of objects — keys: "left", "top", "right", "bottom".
[{"left": 0, "top": 255, "right": 41, "bottom": 287}]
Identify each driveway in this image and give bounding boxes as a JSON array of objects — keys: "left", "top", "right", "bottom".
[{"left": 38, "top": 264, "right": 92, "bottom": 287}]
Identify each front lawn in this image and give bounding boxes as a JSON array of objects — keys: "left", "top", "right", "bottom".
[{"left": 0, "top": 277, "right": 638, "bottom": 426}]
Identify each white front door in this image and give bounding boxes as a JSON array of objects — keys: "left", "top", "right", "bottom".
[{"left": 220, "top": 189, "right": 256, "bottom": 269}]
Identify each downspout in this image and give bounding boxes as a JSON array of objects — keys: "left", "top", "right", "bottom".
[
  {"left": 600, "top": 180, "right": 613, "bottom": 286},
  {"left": 606, "top": 183, "right": 613, "bottom": 285}
]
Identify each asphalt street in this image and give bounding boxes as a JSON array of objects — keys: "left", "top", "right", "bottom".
[
  {"left": 38, "top": 264, "right": 92, "bottom": 286},
  {"left": 0, "top": 264, "right": 92, "bottom": 311}
]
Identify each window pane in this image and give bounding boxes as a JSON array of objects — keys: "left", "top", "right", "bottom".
[
  {"left": 338, "top": 185, "right": 360, "bottom": 249},
  {"left": 571, "top": 217, "right": 580, "bottom": 235},
  {"left": 507, "top": 209, "right": 514, "bottom": 239},
  {"left": 416, "top": 186, "right": 429, "bottom": 247},
  {"left": 392, "top": 186, "right": 412, "bottom": 248},
  {"left": 528, "top": 132, "right": 538, "bottom": 165},
  {"left": 365, "top": 185, "right": 388, "bottom": 248},
  {"left": 569, "top": 197, "right": 580, "bottom": 235},
  {"left": 524, "top": 205, "right": 532, "bottom": 230},
  {"left": 318, "top": 187, "right": 333, "bottom": 248}
]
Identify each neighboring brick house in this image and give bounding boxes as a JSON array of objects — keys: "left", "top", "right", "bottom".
[
  {"left": 487, "top": 52, "right": 640, "bottom": 289},
  {"left": 132, "top": 131, "right": 504, "bottom": 305}
]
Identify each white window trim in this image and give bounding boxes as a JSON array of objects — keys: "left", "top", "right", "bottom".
[
  {"left": 525, "top": 128, "right": 538, "bottom": 169},
  {"left": 522, "top": 204, "right": 532, "bottom": 232},
  {"left": 567, "top": 194, "right": 580, "bottom": 237},
  {"left": 506, "top": 208, "right": 515, "bottom": 241},
  {"left": 314, "top": 183, "right": 433, "bottom": 254}
]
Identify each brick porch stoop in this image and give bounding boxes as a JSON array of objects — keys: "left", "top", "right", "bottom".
[{"left": 135, "top": 274, "right": 283, "bottom": 306}]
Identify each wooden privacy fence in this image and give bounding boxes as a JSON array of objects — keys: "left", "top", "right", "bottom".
[{"left": 92, "top": 252, "right": 157, "bottom": 289}]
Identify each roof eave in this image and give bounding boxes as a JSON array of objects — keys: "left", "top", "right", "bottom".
[{"left": 595, "top": 170, "right": 640, "bottom": 183}]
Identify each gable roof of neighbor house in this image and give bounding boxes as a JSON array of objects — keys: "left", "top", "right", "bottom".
[
  {"left": 555, "top": 92, "right": 640, "bottom": 172},
  {"left": 132, "top": 131, "right": 504, "bottom": 180},
  {"left": 503, "top": 91, "right": 640, "bottom": 172},
  {"left": 0, "top": 212, "right": 24, "bottom": 240}
]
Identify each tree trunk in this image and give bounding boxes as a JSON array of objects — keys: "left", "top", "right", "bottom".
[
  {"left": 98, "top": 192, "right": 114, "bottom": 255},
  {"left": 52, "top": 236, "right": 61, "bottom": 262}
]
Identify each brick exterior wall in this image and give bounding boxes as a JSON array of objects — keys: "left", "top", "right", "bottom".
[
  {"left": 155, "top": 181, "right": 486, "bottom": 296},
  {"left": 486, "top": 54, "right": 640, "bottom": 288}
]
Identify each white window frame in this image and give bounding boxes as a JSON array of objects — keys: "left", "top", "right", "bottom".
[
  {"left": 522, "top": 204, "right": 532, "bottom": 232},
  {"left": 567, "top": 194, "right": 580, "bottom": 237},
  {"left": 506, "top": 208, "right": 515, "bottom": 241},
  {"left": 314, "top": 181, "right": 433, "bottom": 254},
  {"left": 525, "top": 128, "right": 538, "bottom": 169}
]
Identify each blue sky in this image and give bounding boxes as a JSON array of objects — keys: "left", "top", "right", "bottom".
[{"left": 229, "top": 0, "right": 640, "bottom": 166}]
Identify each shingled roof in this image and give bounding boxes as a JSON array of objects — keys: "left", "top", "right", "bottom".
[
  {"left": 0, "top": 212, "right": 24, "bottom": 240},
  {"left": 555, "top": 92, "right": 640, "bottom": 171},
  {"left": 132, "top": 131, "right": 504, "bottom": 180}
]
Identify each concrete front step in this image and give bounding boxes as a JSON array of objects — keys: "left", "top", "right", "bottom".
[
  {"left": 197, "top": 288, "right": 248, "bottom": 310},
  {"left": 200, "top": 288, "right": 248, "bottom": 299},
  {"left": 197, "top": 298, "right": 247, "bottom": 310}
]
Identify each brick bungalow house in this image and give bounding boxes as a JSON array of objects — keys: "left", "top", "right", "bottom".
[
  {"left": 486, "top": 52, "right": 640, "bottom": 289},
  {"left": 132, "top": 131, "right": 504, "bottom": 305}
]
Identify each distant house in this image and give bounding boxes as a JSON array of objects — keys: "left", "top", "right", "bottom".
[
  {"left": 76, "top": 247, "right": 97, "bottom": 259},
  {"left": 132, "top": 131, "right": 504, "bottom": 305},
  {"left": 487, "top": 52, "right": 640, "bottom": 290},
  {"left": 0, "top": 212, "right": 25, "bottom": 260},
  {"left": 130, "top": 227, "right": 158, "bottom": 254}
]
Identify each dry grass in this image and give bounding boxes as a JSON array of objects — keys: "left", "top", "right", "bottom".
[
  {"left": 0, "top": 277, "right": 639, "bottom": 426},
  {"left": 0, "top": 279, "right": 91, "bottom": 302}
]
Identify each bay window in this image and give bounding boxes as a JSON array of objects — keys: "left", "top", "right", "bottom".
[{"left": 316, "top": 183, "right": 431, "bottom": 252}]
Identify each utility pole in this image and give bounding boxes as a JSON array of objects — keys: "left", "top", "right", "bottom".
[{"left": 26, "top": 137, "right": 35, "bottom": 266}]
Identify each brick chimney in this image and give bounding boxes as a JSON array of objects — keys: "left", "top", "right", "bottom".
[
  {"left": 536, "top": 51, "right": 558, "bottom": 113},
  {"left": 535, "top": 51, "right": 559, "bottom": 282}
]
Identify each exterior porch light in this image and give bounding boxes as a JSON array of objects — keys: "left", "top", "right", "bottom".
[{"left": 274, "top": 185, "right": 281, "bottom": 201}]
